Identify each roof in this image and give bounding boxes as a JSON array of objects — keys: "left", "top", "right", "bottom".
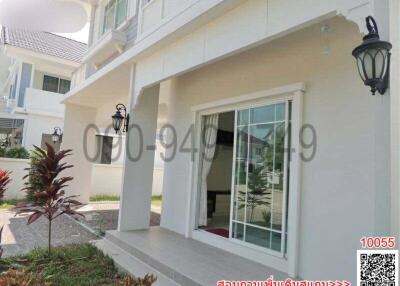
[{"left": 1, "top": 27, "right": 87, "bottom": 63}]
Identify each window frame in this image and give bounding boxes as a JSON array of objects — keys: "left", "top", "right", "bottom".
[
  {"left": 102, "top": 0, "right": 128, "bottom": 35},
  {"left": 42, "top": 75, "right": 71, "bottom": 94},
  {"left": 187, "top": 83, "right": 305, "bottom": 276}
]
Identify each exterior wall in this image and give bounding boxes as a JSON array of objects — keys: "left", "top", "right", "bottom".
[
  {"left": 91, "top": 164, "right": 163, "bottom": 197},
  {"left": 23, "top": 113, "right": 64, "bottom": 150},
  {"left": 32, "top": 70, "right": 71, "bottom": 90},
  {"left": 0, "top": 158, "right": 29, "bottom": 200},
  {"left": 158, "top": 17, "right": 390, "bottom": 281},
  {"left": 23, "top": 88, "right": 65, "bottom": 114},
  {"left": 139, "top": 0, "right": 194, "bottom": 36}
]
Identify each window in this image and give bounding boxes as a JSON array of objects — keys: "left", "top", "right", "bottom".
[
  {"left": 102, "top": 0, "right": 128, "bottom": 34},
  {"left": 42, "top": 75, "right": 71, "bottom": 94},
  {"left": 59, "top": 79, "right": 71, "bottom": 94}
]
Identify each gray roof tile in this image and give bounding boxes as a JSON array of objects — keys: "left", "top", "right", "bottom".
[{"left": 1, "top": 27, "right": 87, "bottom": 63}]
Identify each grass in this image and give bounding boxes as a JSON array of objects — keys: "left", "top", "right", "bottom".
[
  {"left": 0, "top": 199, "right": 19, "bottom": 209},
  {"left": 90, "top": 195, "right": 163, "bottom": 208},
  {"left": 0, "top": 244, "right": 154, "bottom": 285},
  {"left": 90, "top": 194, "right": 120, "bottom": 202},
  {"left": 151, "top": 195, "right": 162, "bottom": 208}
]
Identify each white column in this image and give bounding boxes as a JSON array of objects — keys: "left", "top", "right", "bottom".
[
  {"left": 118, "top": 85, "right": 160, "bottom": 231},
  {"left": 389, "top": 0, "right": 400, "bottom": 242},
  {"left": 61, "top": 103, "right": 97, "bottom": 203}
]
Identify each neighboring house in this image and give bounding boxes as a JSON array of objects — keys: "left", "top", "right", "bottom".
[
  {"left": 61, "top": 0, "right": 400, "bottom": 284},
  {"left": 0, "top": 27, "right": 87, "bottom": 150}
]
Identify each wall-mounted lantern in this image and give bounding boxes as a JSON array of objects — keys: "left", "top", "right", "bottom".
[
  {"left": 352, "top": 16, "right": 392, "bottom": 95},
  {"left": 51, "top": 127, "right": 63, "bottom": 144},
  {"left": 112, "top": 103, "right": 130, "bottom": 134}
]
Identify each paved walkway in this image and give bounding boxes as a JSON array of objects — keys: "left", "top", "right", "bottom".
[
  {"left": 0, "top": 203, "right": 161, "bottom": 258},
  {"left": 0, "top": 209, "right": 97, "bottom": 257},
  {"left": 75, "top": 202, "right": 161, "bottom": 235}
]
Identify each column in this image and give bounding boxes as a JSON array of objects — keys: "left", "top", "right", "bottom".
[
  {"left": 61, "top": 103, "right": 97, "bottom": 203},
  {"left": 118, "top": 85, "right": 160, "bottom": 231}
]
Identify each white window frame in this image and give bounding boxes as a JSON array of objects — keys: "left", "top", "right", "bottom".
[
  {"left": 186, "top": 82, "right": 305, "bottom": 276},
  {"left": 102, "top": 0, "right": 129, "bottom": 35},
  {"left": 42, "top": 75, "right": 71, "bottom": 94}
]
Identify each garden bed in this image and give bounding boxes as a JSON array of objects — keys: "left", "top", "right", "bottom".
[{"left": 0, "top": 244, "right": 156, "bottom": 285}]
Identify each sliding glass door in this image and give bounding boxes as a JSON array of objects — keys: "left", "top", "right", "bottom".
[{"left": 230, "top": 101, "right": 290, "bottom": 255}]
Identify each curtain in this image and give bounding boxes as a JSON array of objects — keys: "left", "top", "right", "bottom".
[{"left": 198, "top": 114, "right": 219, "bottom": 227}]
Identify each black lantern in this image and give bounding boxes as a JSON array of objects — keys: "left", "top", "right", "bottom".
[
  {"left": 352, "top": 16, "right": 392, "bottom": 95},
  {"left": 51, "top": 127, "right": 63, "bottom": 144},
  {"left": 112, "top": 103, "right": 129, "bottom": 133}
]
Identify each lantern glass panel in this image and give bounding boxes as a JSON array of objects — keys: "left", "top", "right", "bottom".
[
  {"left": 357, "top": 57, "right": 366, "bottom": 81},
  {"left": 52, "top": 134, "right": 59, "bottom": 143},
  {"left": 362, "top": 50, "right": 374, "bottom": 80},
  {"left": 112, "top": 113, "right": 123, "bottom": 132}
]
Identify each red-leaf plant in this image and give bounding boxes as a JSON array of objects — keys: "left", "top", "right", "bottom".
[
  {"left": 16, "top": 144, "right": 83, "bottom": 254},
  {"left": 0, "top": 170, "right": 11, "bottom": 258}
]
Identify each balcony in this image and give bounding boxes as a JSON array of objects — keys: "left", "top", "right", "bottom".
[
  {"left": 19, "top": 88, "right": 65, "bottom": 115},
  {"left": 83, "top": 30, "right": 127, "bottom": 69}
]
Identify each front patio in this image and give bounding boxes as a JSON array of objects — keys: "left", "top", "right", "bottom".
[{"left": 97, "top": 227, "right": 287, "bottom": 286}]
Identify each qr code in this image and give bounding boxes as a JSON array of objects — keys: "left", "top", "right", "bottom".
[{"left": 357, "top": 250, "right": 399, "bottom": 286}]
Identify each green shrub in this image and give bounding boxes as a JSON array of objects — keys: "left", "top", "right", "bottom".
[
  {"left": 1, "top": 244, "right": 157, "bottom": 286},
  {"left": 2, "top": 147, "right": 29, "bottom": 159},
  {"left": 0, "top": 148, "right": 5, "bottom": 157},
  {"left": 24, "top": 149, "right": 46, "bottom": 203}
]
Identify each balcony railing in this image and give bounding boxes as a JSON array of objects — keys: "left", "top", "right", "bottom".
[{"left": 23, "top": 88, "right": 65, "bottom": 114}]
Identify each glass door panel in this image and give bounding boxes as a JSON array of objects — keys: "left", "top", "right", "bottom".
[
  {"left": 230, "top": 102, "right": 288, "bottom": 254},
  {"left": 234, "top": 124, "right": 248, "bottom": 223}
]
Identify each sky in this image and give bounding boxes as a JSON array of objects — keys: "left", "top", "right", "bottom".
[{"left": 57, "top": 22, "right": 90, "bottom": 44}]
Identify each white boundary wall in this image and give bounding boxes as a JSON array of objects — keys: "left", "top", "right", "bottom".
[
  {"left": 0, "top": 158, "right": 29, "bottom": 200},
  {"left": 0, "top": 159, "right": 163, "bottom": 200}
]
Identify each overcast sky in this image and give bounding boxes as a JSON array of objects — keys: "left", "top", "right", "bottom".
[{"left": 57, "top": 22, "right": 89, "bottom": 44}]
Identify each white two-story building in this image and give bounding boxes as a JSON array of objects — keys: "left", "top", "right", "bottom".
[
  {"left": 0, "top": 27, "right": 87, "bottom": 150},
  {"left": 61, "top": 0, "right": 400, "bottom": 284}
]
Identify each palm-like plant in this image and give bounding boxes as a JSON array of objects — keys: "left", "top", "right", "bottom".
[
  {"left": 0, "top": 170, "right": 11, "bottom": 200},
  {"left": 16, "top": 144, "right": 83, "bottom": 253}
]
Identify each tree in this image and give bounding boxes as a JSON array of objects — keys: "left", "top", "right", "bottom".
[
  {"left": 238, "top": 166, "right": 271, "bottom": 223},
  {"left": 16, "top": 144, "right": 83, "bottom": 253}
]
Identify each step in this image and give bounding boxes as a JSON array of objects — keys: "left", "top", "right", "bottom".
[
  {"left": 105, "top": 227, "right": 288, "bottom": 286},
  {"left": 93, "top": 239, "right": 180, "bottom": 286}
]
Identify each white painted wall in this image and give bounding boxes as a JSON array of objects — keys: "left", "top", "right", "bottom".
[
  {"left": 158, "top": 17, "right": 389, "bottom": 281},
  {"left": 90, "top": 164, "right": 163, "bottom": 197},
  {"left": 24, "top": 88, "right": 65, "bottom": 114},
  {"left": 0, "top": 158, "right": 29, "bottom": 200},
  {"left": 23, "top": 113, "right": 64, "bottom": 150}
]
